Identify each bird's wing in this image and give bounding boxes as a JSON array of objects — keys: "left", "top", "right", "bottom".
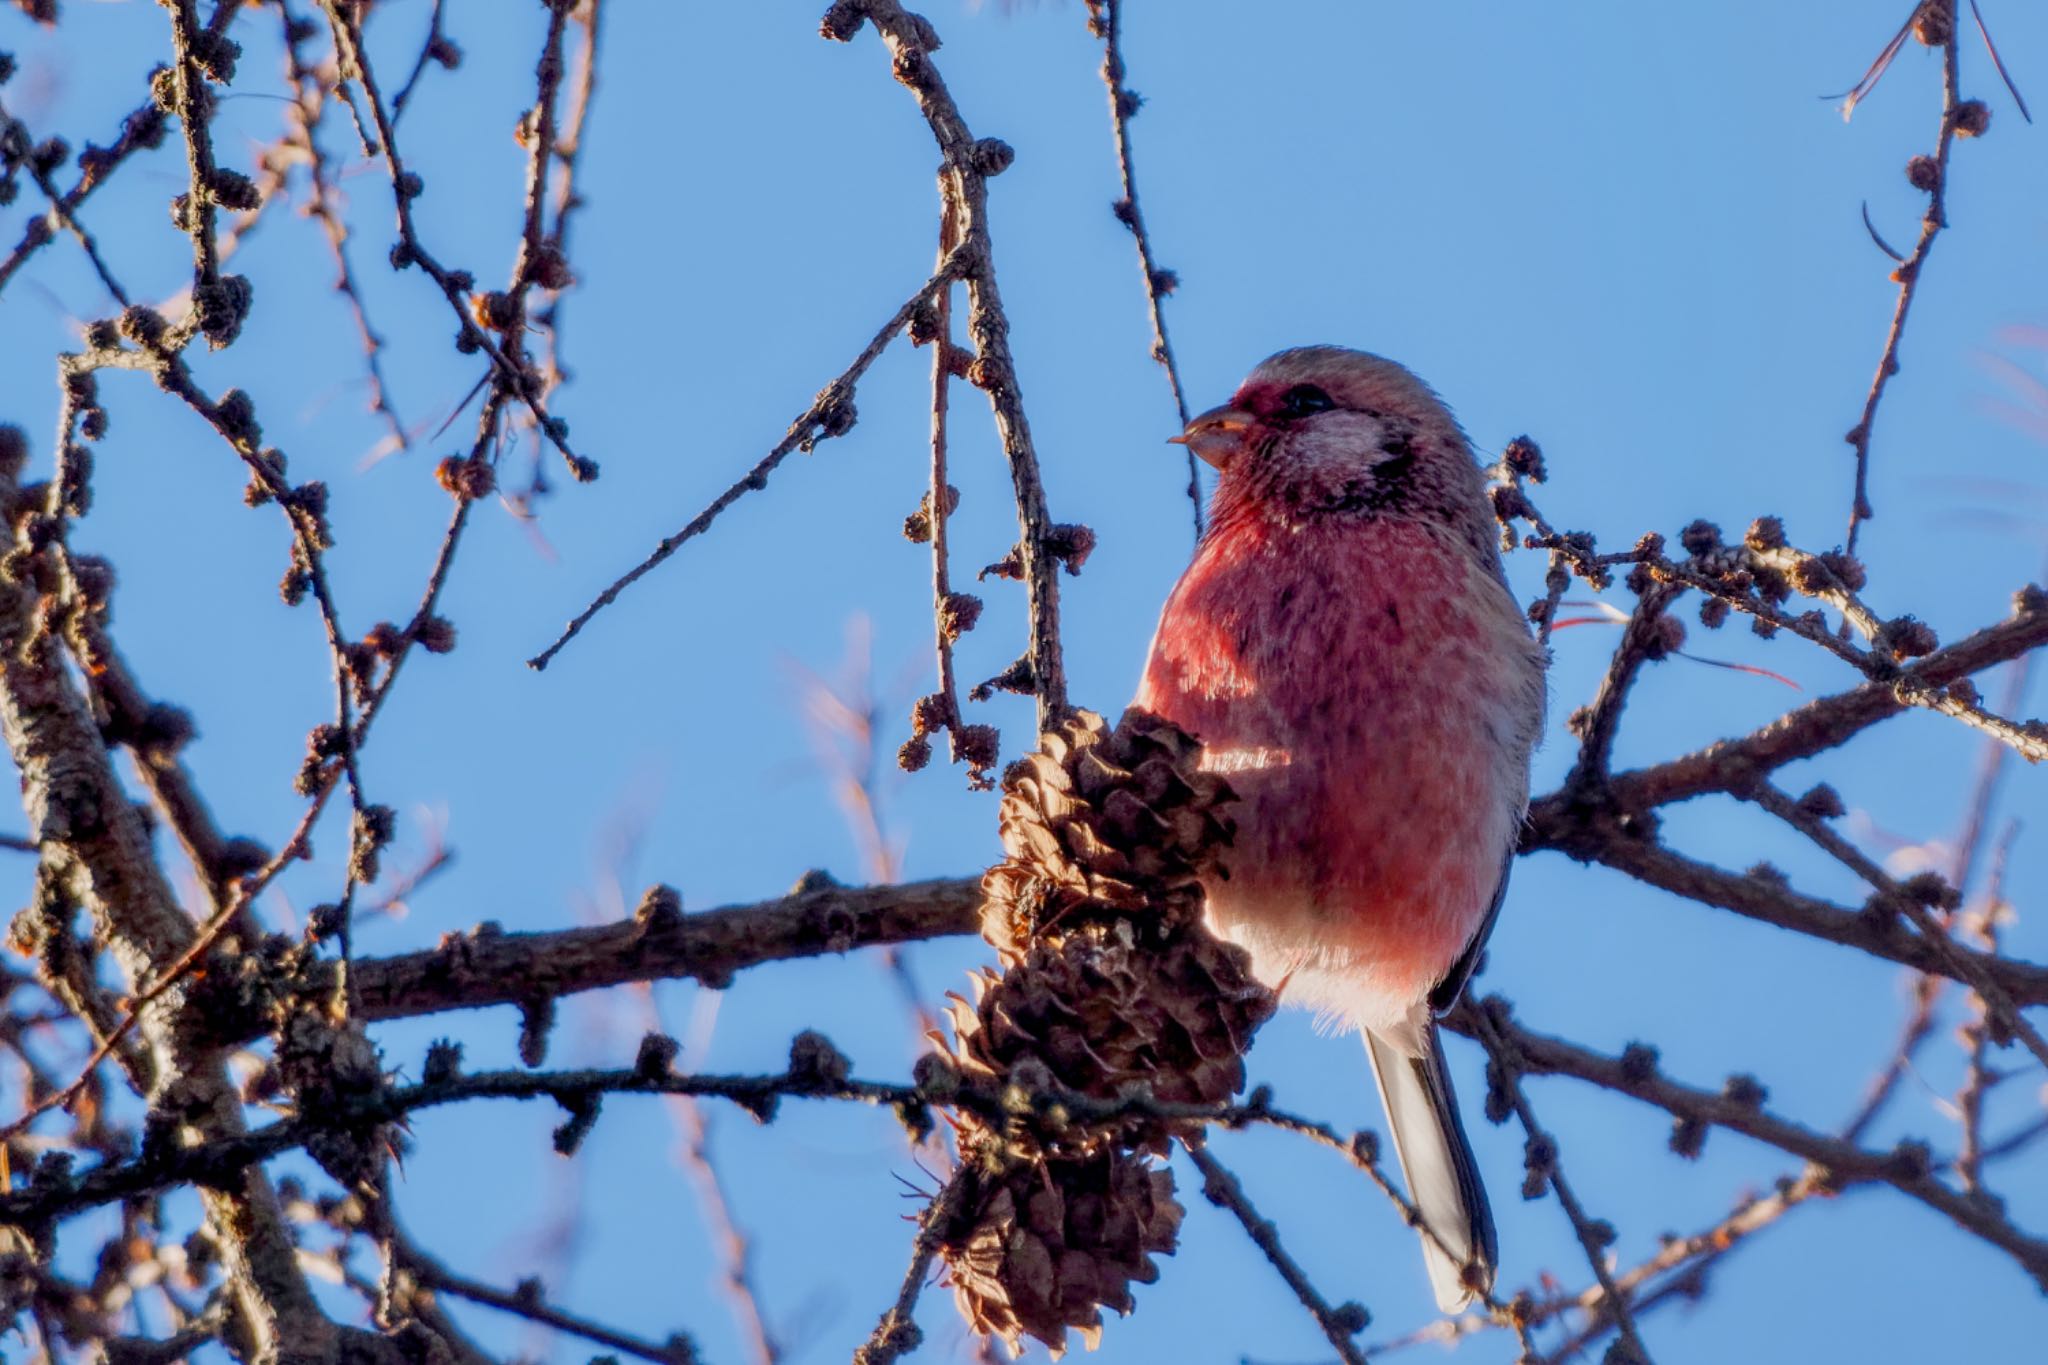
[{"left": 1428, "top": 841, "right": 1513, "bottom": 1015}]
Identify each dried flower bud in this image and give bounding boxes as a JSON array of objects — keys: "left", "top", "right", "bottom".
[
  {"left": 897, "top": 733, "right": 933, "bottom": 772},
  {"left": 119, "top": 305, "right": 167, "bottom": 346},
  {"left": 636, "top": 883, "right": 684, "bottom": 927},
  {"left": 787, "top": 1030, "right": 851, "bottom": 1091},
  {"left": 349, "top": 803, "right": 396, "bottom": 884},
  {"left": 968, "top": 138, "right": 1014, "bottom": 177},
  {"left": 817, "top": 397, "right": 857, "bottom": 439},
  {"left": 526, "top": 243, "right": 571, "bottom": 290},
  {"left": 1882, "top": 616, "right": 1938, "bottom": 660},
  {"left": 1669, "top": 1115, "right": 1708, "bottom": 1159},
  {"left": 1722, "top": 1074, "right": 1768, "bottom": 1109},
  {"left": 909, "top": 693, "right": 950, "bottom": 737},
  {"left": 422, "top": 1040, "right": 463, "bottom": 1086},
  {"left": 1643, "top": 613, "right": 1685, "bottom": 660},
  {"left": 471, "top": 291, "right": 520, "bottom": 333},
  {"left": 518, "top": 996, "right": 556, "bottom": 1068},
  {"left": 1678, "top": 520, "right": 1722, "bottom": 556},
  {"left": 1906, "top": 154, "right": 1939, "bottom": 191},
  {"left": 190, "top": 31, "right": 240, "bottom": 83},
  {"left": 306, "top": 902, "right": 345, "bottom": 943},
  {"left": 906, "top": 301, "right": 943, "bottom": 347},
  {"left": 357, "top": 622, "right": 398, "bottom": 658},
  {"left": 1953, "top": 99, "right": 1990, "bottom": 137},
  {"left": 819, "top": 1, "right": 865, "bottom": 41},
  {"left": 196, "top": 274, "right": 254, "bottom": 347},
  {"left": 635, "top": 1033, "right": 680, "bottom": 1079},
  {"left": 208, "top": 168, "right": 260, "bottom": 211},
  {"left": 1044, "top": 523, "right": 1096, "bottom": 575},
  {"left": 956, "top": 723, "right": 999, "bottom": 786},
  {"left": 1900, "top": 870, "right": 1960, "bottom": 910},
  {"left": 416, "top": 615, "right": 457, "bottom": 654},
  {"left": 1501, "top": 435, "right": 1546, "bottom": 481},
  {"left": 214, "top": 389, "right": 260, "bottom": 445},
  {"left": 435, "top": 454, "right": 498, "bottom": 502},
  {"left": 1795, "top": 784, "right": 1845, "bottom": 820},
  {"left": 1815, "top": 550, "right": 1866, "bottom": 591},
  {"left": 941, "top": 592, "right": 983, "bottom": 641},
  {"left": 150, "top": 65, "right": 181, "bottom": 115}
]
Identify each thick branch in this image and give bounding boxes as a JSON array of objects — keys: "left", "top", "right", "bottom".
[
  {"left": 1528, "top": 599, "right": 2048, "bottom": 822},
  {"left": 0, "top": 490, "right": 332, "bottom": 1357},
  {"left": 1533, "top": 834, "right": 2048, "bottom": 1008},
  {"left": 327, "top": 877, "right": 979, "bottom": 1037}
]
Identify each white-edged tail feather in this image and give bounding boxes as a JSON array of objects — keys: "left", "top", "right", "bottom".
[{"left": 1362, "top": 1024, "right": 1496, "bottom": 1312}]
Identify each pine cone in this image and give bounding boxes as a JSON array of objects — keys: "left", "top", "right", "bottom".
[
  {"left": 945, "top": 1147, "right": 1182, "bottom": 1358},
  {"left": 980, "top": 707, "right": 1236, "bottom": 956},
  {"left": 950, "top": 708, "right": 1270, "bottom": 1149},
  {"left": 935, "top": 707, "right": 1272, "bottom": 1356},
  {"left": 941, "top": 921, "right": 1271, "bottom": 1150}
]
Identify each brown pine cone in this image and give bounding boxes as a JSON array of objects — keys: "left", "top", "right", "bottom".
[
  {"left": 941, "top": 921, "right": 1271, "bottom": 1152},
  {"left": 980, "top": 707, "right": 1236, "bottom": 957},
  {"left": 934, "top": 706, "right": 1273, "bottom": 1356},
  {"left": 945, "top": 1147, "right": 1182, "bottom": 1358}
]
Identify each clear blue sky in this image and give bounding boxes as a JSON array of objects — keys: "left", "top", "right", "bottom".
[{"left": 3, "top": 2, "right": 2045, "bottom": 1361}]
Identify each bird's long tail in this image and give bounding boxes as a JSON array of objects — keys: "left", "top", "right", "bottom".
[{"left": 1362, "top": 1023, "right": 1496, "bottom": 1312}]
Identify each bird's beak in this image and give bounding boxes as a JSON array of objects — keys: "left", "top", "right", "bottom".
[{"left": 1169, "top": 404, "right": 1256, "bottom": 470}]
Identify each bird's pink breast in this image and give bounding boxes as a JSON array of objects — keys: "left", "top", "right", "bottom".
[{"left": 1135, "top": 512, "right": 1529, "bottom": 1026}]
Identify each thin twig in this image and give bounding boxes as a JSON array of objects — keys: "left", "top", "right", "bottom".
[
  {"left": 528, "top": 260, "right": 965, "bottom": 669},
  {"left": 1184, "top": 1143, "right": 1369, "bottom": 1365},
  {"left": 832, "top": 0, "right": 1071, "bottom": 728},
  {"left": 854, "top": 1166, "right": 978, "bottom": 1365},
  {"left": 1467, "top": 1003, "right": 1656, "bottom": 1365},
  {"left": 1084, "top": 0, "right": 1202, "bottom": 538},
  {"left": 1844, "top": 1, "right": 1965, "bottom": 552},
  {"left": 400, "top": 1240, "right": 696, "bottom": 1365}
]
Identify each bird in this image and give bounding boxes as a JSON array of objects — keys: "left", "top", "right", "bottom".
[{"left": 1133, "top": 345, "right": 1546, "bottom": 1311}]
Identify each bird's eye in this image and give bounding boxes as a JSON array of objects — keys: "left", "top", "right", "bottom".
[{"left": 1278, "top": 384, "right": 1335, "bottom": 419}]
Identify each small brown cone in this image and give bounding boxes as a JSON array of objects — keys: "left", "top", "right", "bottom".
[
  {"left": 979, "top": 707, "right": 1236, "bottom": 955},
  {"left": 934, "top": 708, "right": 1274, "bottom": 1357},
  {"left": 947, "top": 1149, "right": 1182, "bottom": 1358},
  {"left": 940, "top": 923, "right": 1270, "bottom": 1154}
]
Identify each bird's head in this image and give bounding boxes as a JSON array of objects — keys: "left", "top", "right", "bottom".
[{"left": 1174, "top": 346, "right": 1485, "bottom": 529}]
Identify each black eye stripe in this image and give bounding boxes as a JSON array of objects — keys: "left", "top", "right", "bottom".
[{"left": 1277, "top": 383, "right": 1335, "bottom": 418}]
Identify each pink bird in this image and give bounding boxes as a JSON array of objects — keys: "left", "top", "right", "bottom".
[{"left": 1135, "top": 347, "right": 1546, "bottom": 1311}]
